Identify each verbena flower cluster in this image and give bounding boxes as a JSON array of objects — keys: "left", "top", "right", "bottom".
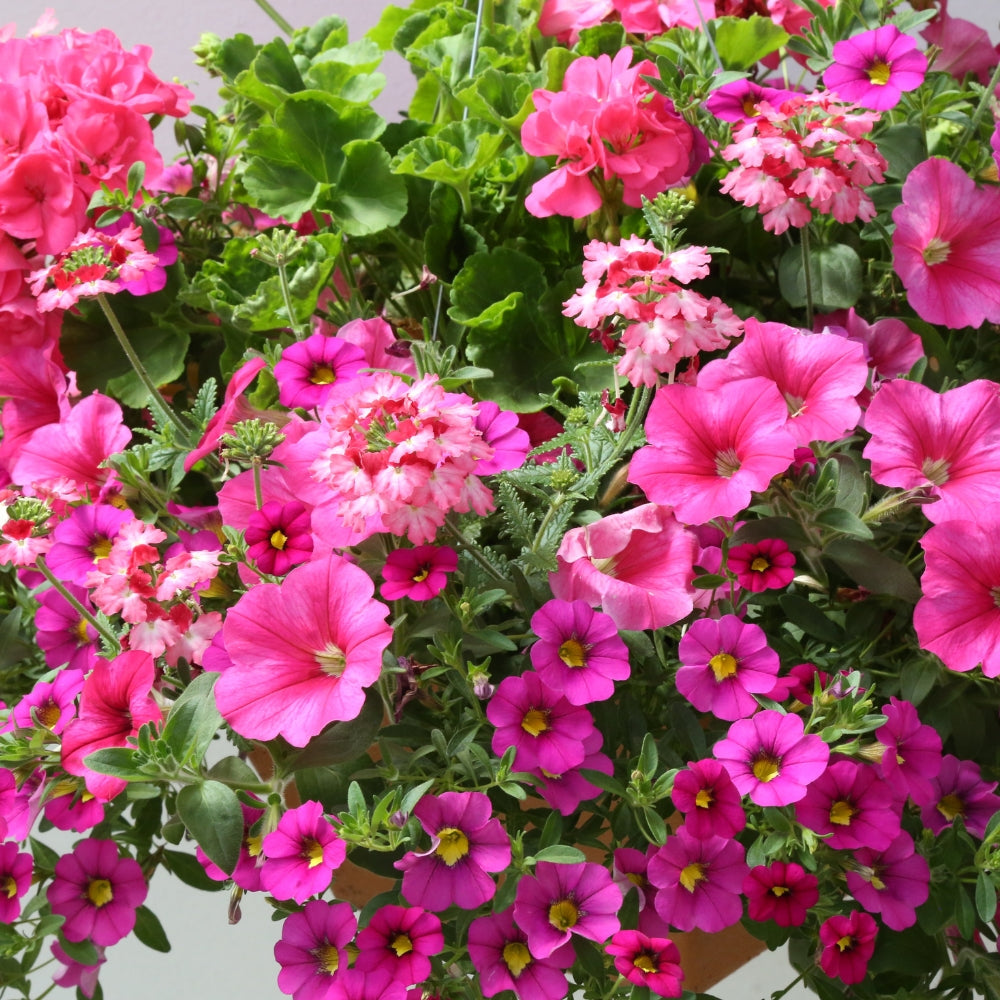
[{"left": 3, "top": 2, "right": 1000, "bottom": 1000}]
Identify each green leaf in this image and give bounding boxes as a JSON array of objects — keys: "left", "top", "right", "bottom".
[
  {"left": 778, "top": 594, "right": 845, "bottom": 644},
  {"left": 730, "top": 516, "right": 812, "bottom": 550},
  {"left": 176, "top": 781, "right": 243, "bottom": 876},
  {"left": 241, "top": 149, "right": 320, "bottom": 221},
  {"left": 779, "top": 243, "right": 862, "bottom": 310},
  {"left": 825, "top": 539, "right": 922, "bottom": 603},
  {"left": 392, "top": 119, "right": 506, "bottom": 190},
  {"left": 57, "top": 935, "right": 100, "bottom": 966},
  {"left": 714, "top": 15, "right": 789, "bottom": 70},
  {"left": 132, "top": 906, "right": 171, "bottom": 952},
  {"left": 285, "top": 690, "right": 384, "bottom": 771},
  {"left": 83, "top": 747, "right": 149, "bottom": 781},
  {"left": 815, "top": 507, "right": 874, "bottom": 540},
  {"left": 160, "top": 672, "right": 222, "bottom": 766},
  {"left": 877, "top": 124, "right": 927, "bottom": 182},
  {"left": 233, "top": 38, "right": 306, "bottom": 113},
  {"left": 531, "top": 845, "right": 587, "bottom": 864},
  {"left": 161, "top": 849, "right": 226, "bottom": 892},
  {"left": 977, "top": 871, "right": 997, "bottom": 924},
  {"left": 320, "top": 140, "right": 408, "bottom": 236}
]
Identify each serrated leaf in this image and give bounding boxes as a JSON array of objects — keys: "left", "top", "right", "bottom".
[{"left": 177, "top": 781, "right": 243, "bottom": 875}]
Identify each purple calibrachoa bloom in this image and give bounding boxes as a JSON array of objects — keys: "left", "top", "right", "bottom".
[
  {"left": 0, "top": 843, "right": 32, "bottom": 922},
  {"left": 530, "top": 729, "right": 614, "bottom": 817},
  {"left": 261, "top": 799, "right": 347, "bottom": 904},
  {"left": 606, "top": 929, "right": 684, "bottom": 997},
  {"left": 914, "top": 754, "right": 1000, "bottom": 839},
  {"left": 355, "top": 904, "right": 444, "bottom": 986},
  {"left": 846, "top": 831, "right": 930, "bottom": 931},
  {"left": 245, "top": 500, "right": 314, "bottom": 576},
  {"left": 671, "top": 759, "right": 746, "bottom": 840},
  {"left": 647, "top": 828, "right": 748, "bottom": 933},
  {"left": 712, "top": 709, "right": 830, "bottom": 806},
  {"left": 613, "top": 847, "right": 672, "bottom": 939},
  {"left": 818, "top": 911, "right": 878, "bottom": 984},
  {"left": 468, "top": 906, "right": 575, "bottom": 999},
  {"left": 676, "top": 615, "right": 780, "bottom": 721},
  {"left": 529, "top": 598, "right": 630, "bottom": 705},
  {"left": 274, "top": 900, "right": 357, "bottom": 1000},
  {"left": 742, "top": 862, "right": 818, "bottom": 927},
  {"left": 513, "top": 861, "right": 622, "bottom": 958},
  {"left": 874, "top": 696, "right": 942, "bottom": 804},
  {"left": 46, "top": 838, "right": 148, "bottom": 946},
  {"left": 380, "top": 544, "right": 458, "bottom": 602},
  {"left": 726, "top": 538, "right": 796, "bottom": 594},
  {"left": 395, "top": 791, "right": 511, "bottom": 911}
]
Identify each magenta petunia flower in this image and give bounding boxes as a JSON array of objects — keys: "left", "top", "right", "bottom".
[
  {"left": 468, "top": 906, "right": 575, "bottom": 999},
  {"left": 875, "top": 696, "right": 942, "bottom": 804},
  {"left": 676, "top": 615, "right": 780, "bottom": 721},
  {"left": 606, "top": 929, "right": 684, "bottom": 996},
  {"left": 46, "top": 503, "right": 135, "bottom": 586},
  {"left": 712, "top": 710, "right": 830, "bottom": 807},
  {"left": 613, "top": 847, "right": 672, "bottom": 939},
  {"left": 892, "top": 157, "right": 1000, "bottom": 329},
  {"left": 529, "top": 728, "right": 614, "bottom": 817},
  {"left": 0, "top": 842, "right": 33, "bottom": 923},
  {"left": 628, "top": 378, "right": 797, "bottom": 525},
  {"left": 274, "top": 899, "right": 357, "bottom": 1000},
  {"left": 327, "top": 968, "right": 408, "bottom": 1000},
  {"left": 671, "top": 759, "right": 745, "bottom": 840},
  {"left": 726, "top": 538, "right": 796, "bottom": 593},
  {"left": 380, "top": 544, "right": 458, "bottom": 602},
  {"left": 528, "top": 599, "right": 630, "bottom": 705},
  {"left": 487, "top": 671, "right": 597, "bottom": 774},
  {"left": 550, "top": 503, "right": 698, "bottom": 630},
  {"left": 46, "top": 839, "right": 148, "bottom": 946},
  {"left": 846, "top": 831, "right": 930, "bottom": 931},
  {"left": 697, "top": 319, "right": 868, "bottom": 447},
  {"left": 274, "top": 333, "right": 367, "bottom": 410},
  {"left": 818, "top": 911, "right": 878, "bottom": 984},
  {"left": 9, "top": 667, "right": 84, "bottom": 735},
  {"left": 355, "top": 905, "right": 444, "bottom": 986},
  {"left": 245, "top": 500, "right": 314, "bottom": 576},
  {"left": 823, "top": 25, "right": 927, "bottom": 110},
  {"left": 261, "top": 800, "right": 346, "bottom": 904},
  {"left": 743, "top": 862, "right": 818, "bottom": 927},
  {"left": 473, "top": 401, "right": 532, "bottom": 475},
  {"left": 42, "top": 784, "right": 106, "bottom": 834},
  {"left": 215, "top": 553, "right": 392, "bottom": 746},
  {"left": 648, "top": 828, "right": 747, "bottom": 933},
  {"left": 795, "top": 759, "right": 901, "bottom": 852},
  {"left": 513, "top": 861, "right": 622, "bottom": 958},
  {"left": 914, "top": 754, "right": 1000, "bottom": 839},
  {"left": 863, "top": 379, "right": 1000, "bottom": 524},
  {"left": 34, "top": 583, "right": 100, "bottom": 674},
  {"left": 914, "top": 514, "right": 1000, "bottom": 676},
  {"left": 395, "top": 791, "right": 511, "bottom": 912}
]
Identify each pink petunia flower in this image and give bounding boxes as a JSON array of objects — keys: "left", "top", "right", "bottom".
[
  {"left": 823, "top": 25, "right": 927, "bottom": 110},
  {"left": 46, "top": 838, "right": 148, "bottom": 946},
  {"left": 818, "top": 911, "right": 878, "bottom": 984},
  {"left": 726, "top": 538, "right": 796, "bottom": 593},
  {"left": 273, "top": 334, "right": 367, "bottom": 411},
  {"left": 245, "top": 500, "right": 314, "bottom": 576},
  {"left": 274, "top": 899, "right": 357, "bottom": 1000},
  {"left": 395, "top": 791, "right": 511, "bottom": 912},
  {"left": 712, "top": 709, "right": 830, "bottom": 806},
  {"left": 528, "top": 598, "right": 630, "bottom": 705},
  {"left": 606, "top": 929, "right": 684, "bottom": 996},
  {"left": 380, "top": 544, "right": 458, "bottom": 602},
  {"left": 355, "top": 905, "right": 444, "bottom": 986},
  {"left": 46, "top": 503, "right": 135, "bottom": 586},
  {"left": 743, "top": 862, "right": 818, "bottom": 927},
  {"left": 648, "top": 828, "right": 748, "bottom": 933},
  {"left": 513, "top": 861, "right": 622, "bottom": 958},
  {"left": 550, "top": 503, "right": 697, "bottom": 630},
  {"left": 468, "top": 906, "right": 575, "bottom": 999},
  {"left": 473, "top": 401, "right": 532, "bottom": 475},
  {"left": 628, "top": 378, "right": 797, "bottom": 525},
  {"left": 846, "top": 831, "right": 930, "bottom": 931},
  {"left": 892, "top": 157, "right": 1000, "bottom": 329},
  {"left": 261, "top": 800, "right": 346, "bottom": 904},
  {"left": 214, "top": 553, "right": 392, "bottom": 746},
  {"left": 671, "top": 759, "right": 746, "bottom": 840}
]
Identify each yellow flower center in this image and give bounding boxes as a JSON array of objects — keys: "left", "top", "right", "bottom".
[
  {"left": 626, "top": 871, "right": 646, "bottom": 887},
  {"left": 412, "top": 565, "right": 431, "bottom": 582},
  {"left": 937, "top": 793, "right": 965, "bottom": 822},
  {"left": 521, "top": 708, "right": 550, "bottom": 737},
  {"left": 709, "top": 652, "right": 738, "bottom": 681},
  {"left": 310, "top": 365, "right": 336, "bottom": 385},
  {"left": 315, "top": 642, "right": 347, "bottom": 677},
  {"left": 270, "top": 529, "right": 288, "bottom": 550},
  {"left": 86, "top": 878, "right": 113, "bottom": 908},
  {"left": 770, "top": 885, "right": 789, "bottom": 897},
  {"left": 695, "top": 789, "right": 713, "bottom": 809},
  {"left": 714, "top": 448, "right": 741, "bottom": 478},
  {"left": 558, "top": 638, "right": 587, "bottom": 668},
  {"left": 90, "top": 536, "right": 112, "bottom": 559},
  {"left": 503, "top": 942, "right": 532, "bottom": 977},
  {"left": 548, "top": 898, "right": 579, "bottom": 930},
  {"left": 922, "top": 236, "right": 950, "bottom": 265},
  {"left": 867, "top": 60, "right": 891, "bottom": 86},
  {"left": 680, "top": 862, "right": 706, "bottom": 892},
  {"left": 35, "top": 701, "right": 62, "bottom": 730},
  {"left": 1, "top": 876, "right": 17, "bottom": 899},
  {"left": 752, "top": 754, "right": 780, "bottom": 783},
  {"left": 74, "top": 617, "right": 91, "bottom": 644},
  {"left": 314, "top": 943, "right": 340, "bottom": 974},
  {"left": 391, "top": 934, "right": 413, "bottom": 957},
  {"left": 836, "top": 934, "right": 854, "bottom": 952},
  {"left": 921, "top": 456, "right": 950, "bottom": 487},
  {"left": 829, "top": 800, "right": 855, "bottom": 826},
  {"left": 434, "top": 827, "right": 469, "bottom": 866},
  {"left": 247, "top": 834, "right": 263, "bottom": 858},
  {"left": 750, "top": 556, "right": 771, "bottom": 573},
  {"left": 634, "top": 953, "right": 658, "bottom": 973},
  {"left": 301, "top": 838, "right": 325, "bottom": 868}
]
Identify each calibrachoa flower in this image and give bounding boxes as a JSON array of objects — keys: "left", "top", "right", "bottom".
[
  {"left": 197, "top": 798, "right": 267, "bottom": 892},
  {"left": 845, "top": 831, "right": 930, "bottom": 931},
  {"left": 914, "top": 754, "right": 1000, "bottom": 839},
  {"left": 648, "top": 828, "right": 748, "bottom": 932},
  {"left": 46, "top": 838, "right": 148, "bottom": 946},
  {"left": 671, "top": 758, "right": 746, "bottom": 839},
  {"left": 743, "top": 862, "right": 818, "bottom": 927},
  {"left": 823, "top": 25, "right": 927, "bottom": 110},
  {"left": 245, "top": 500, "right": 314, "bottom": 576},
  {"left": 528, "top": 598, "right": 630, "bottom": 704},
  {"left": 513, "top": 861, "right": 622, "bottom": 958},
  {"left": 274, "top": 900, "right": 358, "bottom": 1000},
  {"left": 273, "top": 333, "right": 367, "bottom": 410},
  {"left": 395, "top": 791, "right": 511, "bottom": 911},
  {"left": 726, "top": 538, "right": 796, "bottom": 593},
  {"left": 613, "top": 846, "right": 672, "bottom": 938},
  {"left": 468, "top": 906, "right": 575, "bottom": 999},
  {"left": 818, "top": 911, "right": 878, "bottom": 984},
  {"left": 530, "top": 729, "right": 614, "bottom": 817},
  {"left": 327, "top": 969, "right": 408, "bottom": 1000},
  {"left": 606, "top": 929, "right": 684, "bottom": 997},
  {"left": 0, "top": 842, "right": 32, "bottom": 922},
  {"left": 380, "top": 544, "right": 458, "bottom": 602},
  {"left": 51, "top": 941, "right": 106, "bottom": 1000},
  {"left": 676, "top": 615, "right": 780, "bottom": 720},
  {"left": 355, "top": 905, "right": 444, "bottom": 986},
  {"left": 214, "top": 553, "right": 392, "bottom": 746},
  {"left": 875, "top": 696, "right": 942, "bottom": 804},
  {"left": 713, "top": 709, "right": 831, "bottom": 806},
  {"left": 261, "top": 800, "right": 347, "bottom": 904}
]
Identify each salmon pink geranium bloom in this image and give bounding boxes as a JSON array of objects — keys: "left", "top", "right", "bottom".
[{"left": 214, "top": 553, "right": 392, "bottom": 746}]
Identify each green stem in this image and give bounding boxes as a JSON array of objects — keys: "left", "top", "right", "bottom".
[
  {"left": 251, "top": 459, "right": 264, "bottom": 510},
  {"left": 36, "top": 555, "right": 121, "bottom": 655},
  {"left": 250, "top": 0, "right": 294, "bottom": 34},
  {"left": 441, "top": 516, "right": 510, "bottom": 586},
  {"left": 800, "top": 224, "right": 814, "bottom": 330},
  {"left": 952, "top": 59, "right": 1000, "bottom": 165},
  {"left": 275, "top": 254, "right": 306, "bottom": 340},
  {"left": 96, "top": 294, "right": 191, "bottom": 443}
]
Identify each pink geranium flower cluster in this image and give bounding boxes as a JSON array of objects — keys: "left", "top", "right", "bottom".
[
  {"left": 719, "top": 92, "right": 887, "bottom": 234},
  {"left": 521, "top": 48, "right": 704, "bottom": 218},
  {"left": 562, "top": 236, "right": 744, "bottom": 386},
  {"left": 538, "top": 0, "right": 715, "bottom": 43}
]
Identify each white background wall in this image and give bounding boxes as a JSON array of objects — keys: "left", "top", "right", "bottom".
[{"left": 2, "top": 0, "right": 997, "bottom": 997}]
